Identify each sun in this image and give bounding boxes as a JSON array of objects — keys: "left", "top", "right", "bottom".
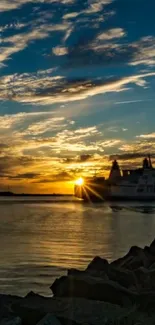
[{"left": 75, "top": 177, "right": 84, "bottom": 186}]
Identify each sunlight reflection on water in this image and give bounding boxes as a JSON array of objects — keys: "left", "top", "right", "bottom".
[{"left": 0, "top": 196, "right": 155, "bottom": 296}]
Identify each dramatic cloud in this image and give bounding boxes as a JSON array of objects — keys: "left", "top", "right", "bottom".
[
  {"left": 0, "top": 109, "right": 124, "bottom": 187},
  {"left": 0, "top": 71, "right": 155, "bottom": 106},
  {"left": 0, "top": 0, "right": 155, "bottom": 192}
]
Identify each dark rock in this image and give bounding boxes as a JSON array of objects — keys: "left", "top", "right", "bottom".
[
  {"left": 111, "top": 246, "right": 149, "bottom": 270},
  {"left": 137, "top": 291, "right": 155, "bottom": 314},
  {"left": 144, "top": 245, "right": 150, "bottom": 254},
  {"left": 82, "top": 269, "right": 135, "bottom": 291},
  {"left": 0, "top": 317, "right": 21, "bottom": 325},
  {"left": 86, "top": 256, "right": 109, "bottom": 272},
  {"left": 149, "top": 261, "right": 155, "bottom": 270},
  {"left": 107, "top": 267, "right": 137, "bottom": 290},
  {"left": 143, "top": 246, "right": 155, "bottom": 267},
  {"left": 51, "top": 275, "right": 138, "bottom": 307},
  {"left": 52, "top": 277, "right": 67, "bottom": 298},
  {"left": 68, "top": 268, "right": 108, "bottom": 281},
  {"left": 149, "top": 238, "right": 155, "bottom": 255},
  {"left": 54, "top": 316, "right": 83, "bottom": 325},
  {"left": 0, "top": 305, "right": 15, "bottom": 321},
  {"left": 0, "top": 295, "right": 23, "bottom": 323},
  {"left": 36, "top": 314, "right": 62, "bottom": 325},
  {"left": 68, "top": 265, "right": 137, "bottom": 291},
  {"left": 134, "top": 267, "right": 150, "bottom": 291},
  {"left": 0, "top": 295, "right": 22, "bottom": 309},
  {"left": 12, "top": 305, "right": 46, "bottom": 325},
  {"left": 83, "top": 256, "right": 136, "bottom": 290},
  {"left": 146, "top": 269, "right": 155, "bottom": 290},
  {"left": 25, "top": 291, "right": 38, "bottom": 298},
  {"left": 12, "top": 296, "right": 129, "bottom": 325}
]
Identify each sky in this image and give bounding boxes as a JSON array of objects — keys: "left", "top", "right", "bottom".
[{"left": 0, "top": 0, "right": 155, "bottom": 193}]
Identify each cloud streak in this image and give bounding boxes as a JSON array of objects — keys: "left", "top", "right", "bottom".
[{"left": 0, "top": 71, "right": 155, "bottom": 105}]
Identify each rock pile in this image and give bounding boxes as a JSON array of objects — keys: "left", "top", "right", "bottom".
[{"left": 2, "top": 239, "right": 155, "bottom": 324}]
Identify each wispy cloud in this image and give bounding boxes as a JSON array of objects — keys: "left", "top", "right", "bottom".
[
  {"left": 129, "top": 36, "right": 155, "bottom": 67},
  {"left": 24, "top": 117, "right": 66, "bottom": 135},
  {"left": 97, "top": 28, "right": 126, "bottom": 41},
  {"left": 63, "top": 12, "right": 79, "bottom": 20},
  {"left": 0, "top": 0, "right": 75, "bottom": 12},
  {"left": 0, "top": 22, "right": 70, "bottom": 65},
  {"left": 66, "top": 32, "right": 155, "bottom": 68},
  {"left": 0, "top": 71, "right": 155, "bottom": 106},
  {"left": 115, "top": 99, "right": 154, "bottom": 105},
  {"left": 136, "top": 133, "right": 155, "bottom": 139},
  {"left": 0, "top": 0, "right": 155, "bottom": 192},
  {"left": 0, "top": 110, "right": 123, "bottom": 185}
]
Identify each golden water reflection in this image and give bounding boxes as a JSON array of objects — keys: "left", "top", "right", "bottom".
[{"left": 0, "top": 198, "right": 155, "bottom": 296}]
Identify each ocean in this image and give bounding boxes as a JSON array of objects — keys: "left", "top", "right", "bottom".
[{"left": 0, "top": 196, "right": 155, "bottom": 297}]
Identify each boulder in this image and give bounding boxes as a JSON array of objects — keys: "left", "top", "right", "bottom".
[
  {"left": 134, "top": 267, "right": 150, "bottom": 291},
  {"left": 68, "top": 268, "right": 108, "bottom": 281},
  {"left": 12, "top": 305, "right": 46, "bottom": 325},
  {"left": 86, "top": 256, "right": 109, "bottom": 272},
  {"left": 51, "top": 275, "right": 138, "bottom": 307},
  {"left": 149, "top": 261, "right": 155, "bottom": 270},
  {"left": 111, "top": 246, "right": 149, "bottom": 270},
  {"left": 137, "top": 291, "right": 155, "bottom": 313},
  {"left": 36, "top": 314, "right": 62, "bottom": 325},
  {"left": 0, "top": 317, "right": 21, "bottom": 325},
  {"left": 0, "top": 295, "right": 23, "bottom": 324},
  {"left": 0, "top": 295, "right": 22, "bottom": 309},
  {"left": 68, "top": 266, "right": 136, "bottom": 290},
  {"left": 149, "top": 239, "right": 155, "bottom": 255},
  {"left": 72, "top": 256, "right": 136, "bottom": 290},
  {"left": 107, "top": 267, "right": 137, "bottom": 290},
  {"left": 11, "top": 296, "right": 132, "bottom": 325},
  {"left": 133, "top": 266, "right": 155, "bottom": 291}
]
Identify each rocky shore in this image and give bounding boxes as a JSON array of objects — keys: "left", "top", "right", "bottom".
[{"left": 2, "top": 239, "right": 155, "bottom": 324}]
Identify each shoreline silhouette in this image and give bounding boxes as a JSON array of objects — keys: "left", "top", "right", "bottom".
[{"left": 0, "top": 191, "right": 73, "bottom": 196}]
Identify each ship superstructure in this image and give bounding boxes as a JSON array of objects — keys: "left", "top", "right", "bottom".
[{"left": 74, "top": 156, "right": 155, "bottom": 201}]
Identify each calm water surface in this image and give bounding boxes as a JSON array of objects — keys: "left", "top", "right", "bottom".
[{"left": 0, "top": 196, "right": 155, "bottom": 296}]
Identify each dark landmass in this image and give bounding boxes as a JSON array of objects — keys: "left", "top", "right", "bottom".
[
  {"left": 0, "top": 192, "right": 73, "bottom": 196},
  {"left": 2, "top": 239, "right": 155, "bottom": 324}
]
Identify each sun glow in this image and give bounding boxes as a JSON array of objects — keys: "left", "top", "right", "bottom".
[{"left": 75, "top": 177, "right": 84, "bottom": 186}]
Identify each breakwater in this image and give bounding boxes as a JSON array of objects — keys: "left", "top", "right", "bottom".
[{"left": 2, "top": 239, "right": 155, "bottom": 324}]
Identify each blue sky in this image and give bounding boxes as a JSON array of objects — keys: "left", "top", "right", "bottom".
[{"left": 0, "top": 0, "right": 155, "bottom": 193}]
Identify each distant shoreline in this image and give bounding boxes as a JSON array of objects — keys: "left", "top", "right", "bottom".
[{"left": 0, "top": 192, "right": 73, "bottom": 196}]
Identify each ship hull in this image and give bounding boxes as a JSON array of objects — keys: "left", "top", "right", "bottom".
[
  {"left": 106, "top": 195, "right": 155, "bottom": 201},
  {"left": 74, "top": 185, "right": 155, "bottom": 201}
]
